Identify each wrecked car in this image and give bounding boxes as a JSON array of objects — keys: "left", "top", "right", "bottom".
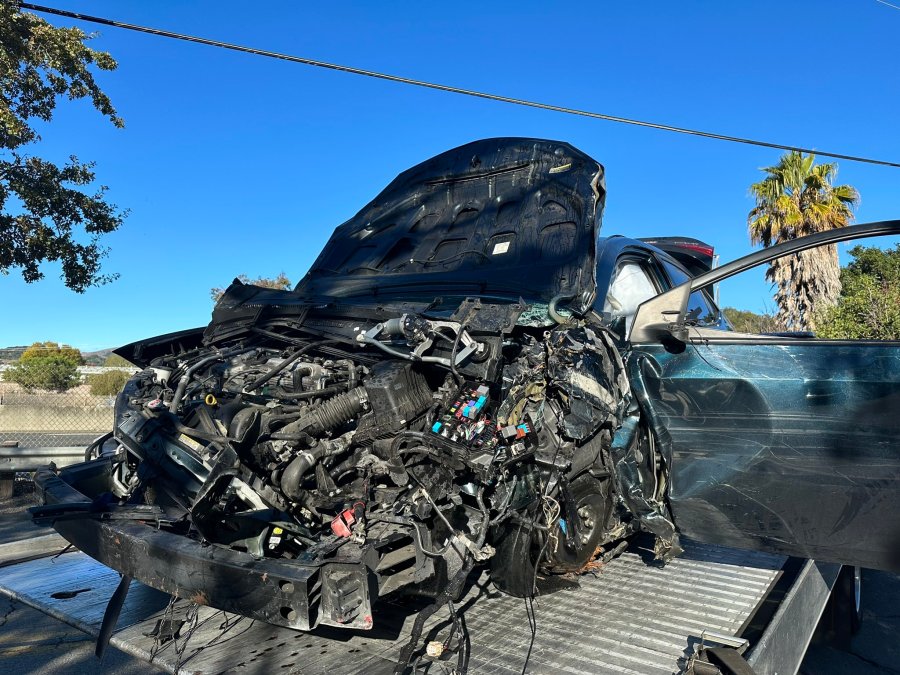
[{"left": 32, "top": 139, "right": 900, "bottom": 644}]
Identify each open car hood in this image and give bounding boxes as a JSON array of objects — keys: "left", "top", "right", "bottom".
[{"left": 294, "top": 138, "right": 606, "bottom": 307}]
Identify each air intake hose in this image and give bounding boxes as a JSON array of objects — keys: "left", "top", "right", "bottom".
[{"left": 277, "top": 387, "right": 367, "bottom": 501}]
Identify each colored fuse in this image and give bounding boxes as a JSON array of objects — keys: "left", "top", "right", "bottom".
[{"left": 431, "top": 421, "right": 443, "bottom": 433}]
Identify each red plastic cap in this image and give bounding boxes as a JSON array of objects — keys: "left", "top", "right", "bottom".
[{"left": 330, "top": 508, "right": 357, "bottom": 537}]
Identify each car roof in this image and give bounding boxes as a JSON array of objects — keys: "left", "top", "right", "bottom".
[
  {"left": 637, "top": 236, "right": 715, "bottom": 276},
  {"left": 597, "top": 235, "right": 707, "bottom": 278}
]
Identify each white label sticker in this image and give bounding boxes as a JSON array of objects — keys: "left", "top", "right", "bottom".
[
  {"left": 178, "top": 434, "right": 203, "bottom": 452},
  {"left": 492, "top": 241, "right": 510, "bottom": 255}
]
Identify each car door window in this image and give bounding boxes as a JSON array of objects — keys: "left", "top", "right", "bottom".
[
  {"left": 660, "top": 260, "right": 722, "bottom": 327},
  {"left": 627, "top": 223, "right": 900, "bottom": 570},
  {"left": 604, "top": 261, "right": 658, "bottom": 330}
]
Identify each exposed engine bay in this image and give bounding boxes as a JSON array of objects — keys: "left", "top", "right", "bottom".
[
  {"left": 29, "top": 136, "right": 900, "bottom": 675},
  {"left": 56, "top": 302, "right": 676, "bottom": 633},
  {"left": 31, "top": 139, "right": 684, "bottom": 663}
]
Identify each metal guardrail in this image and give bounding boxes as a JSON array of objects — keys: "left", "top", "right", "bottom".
[
  {"left": 0, "top": 442, "right": 87, "bottom": 500},
  {"left": 0, "top": 446, "right": 86, "bottom": 472}
]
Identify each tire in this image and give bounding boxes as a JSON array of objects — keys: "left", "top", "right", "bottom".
[
  {"left": 834, "top": 565, "right": 863, "bottom": 635},
  {"left": 822, "top": 565, "right": 863, "bottom": 650},
  {"left": 548, "top": 474, "right": 614, "bottom": 572},
  {"left": 490, "top": 518, "right": 539, "bottom": 598},
  {"left": 490, "top": 474, "right": 616, "bottom": 595}
]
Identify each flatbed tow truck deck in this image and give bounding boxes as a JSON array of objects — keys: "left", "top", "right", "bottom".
[{"left": 0, "top": 530, "right": 840, "bottom": 675}]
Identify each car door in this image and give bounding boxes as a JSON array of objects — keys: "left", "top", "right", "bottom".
[{"left": 627, "top": 220, "right": 900, "bottom": 571}]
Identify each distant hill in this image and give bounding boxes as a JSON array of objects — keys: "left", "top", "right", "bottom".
[
  {"left": 0, "top": 346, "right": 115, "bottom": 365},
  {"left": 0, "top": 346, "right": 28, "bottom": 363},
  {"left": 81, "top": 348, "right": 115, "bottom": 366}
]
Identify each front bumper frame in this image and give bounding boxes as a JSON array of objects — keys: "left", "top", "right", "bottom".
[{"left": 32, "top": 463, "right": 375, "bottom": 631}]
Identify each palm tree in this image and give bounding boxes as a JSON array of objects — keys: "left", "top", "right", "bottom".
[{"left": 748, "top": 152, "right": 859, "bottom": 331}]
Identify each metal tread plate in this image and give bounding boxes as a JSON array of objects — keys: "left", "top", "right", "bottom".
[{"left": 0, "top": 538, "right": 784, "bottom": 674}]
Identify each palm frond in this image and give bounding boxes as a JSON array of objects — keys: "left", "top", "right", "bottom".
[{"left": 745, "top": 151, "right": 860, "bottom": 330}]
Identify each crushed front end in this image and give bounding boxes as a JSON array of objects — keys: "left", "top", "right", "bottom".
[{"left": 32, "top": 138, "right": 679, "bottom": 633}]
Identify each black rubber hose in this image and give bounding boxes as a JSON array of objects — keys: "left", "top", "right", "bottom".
[
  {"left": 287, "top": 383, "right": 349, "bottom": 401},
  {"left": 298, "top": 386, "right": 367, "bottom": 435},
  {"left": 291, "top": 365, "right": 313, "bottom": 393},
  {"left": 277, "top": 360, "right": 355, "bottom": 400},
  {"left": 271, "top": 387, "right": 366, "bottom": 440},
  {"left": 281, "top": 446, "right": 326, "bottom": 501},
  {"left": 335, "top": 359, "right": 357, "bottom": 389},
  {"left": 84, "top": 431, "right": 114, "bottom": 461},
  {"left": 169, "top": 347, "right": 247, "bottom": 413},
  {"left": 548, "top": 293, "right": 576, "bottom": 325},
  {"left": 276, "top": 388, "right": 366, "bottom": 500}
]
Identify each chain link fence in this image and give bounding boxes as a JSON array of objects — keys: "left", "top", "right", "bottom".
[{"left": 0, "top": 363, "right": 136, "bottom": 448}]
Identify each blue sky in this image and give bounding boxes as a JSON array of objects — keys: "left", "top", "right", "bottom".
[{"left": 2, "top": 1, "right": 899, "bottom": 351}]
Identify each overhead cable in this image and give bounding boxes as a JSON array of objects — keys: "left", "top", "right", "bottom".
[{"left": 18, "top": 2, "right": 900, "bottom": 169}]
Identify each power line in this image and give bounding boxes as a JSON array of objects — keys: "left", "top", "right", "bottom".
[
  {"left": 875, "top": 0, "right": 900, "bottom": 10},
  {"left": 18, "top": 2, "right": 900, "bottom": 169}
]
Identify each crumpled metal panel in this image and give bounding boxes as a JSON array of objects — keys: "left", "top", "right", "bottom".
[
  {"left": 546, "top": 326, "right": 629, "bottom": 440},
  {"left": 610, "top": 413, "right": 681, "bottom": 561}
]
